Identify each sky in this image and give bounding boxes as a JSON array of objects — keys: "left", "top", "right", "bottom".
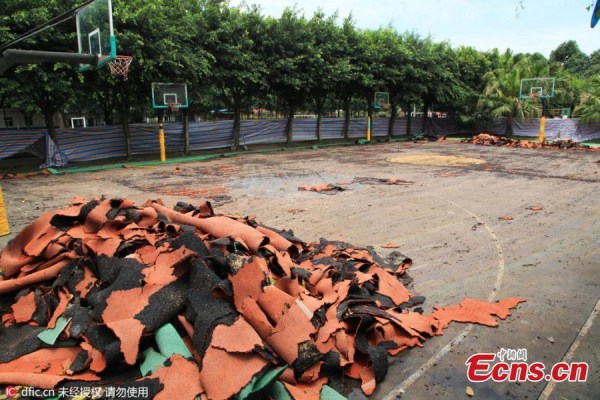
[{"left": 228, "top": 0, "right": 599, "bottom": 57}]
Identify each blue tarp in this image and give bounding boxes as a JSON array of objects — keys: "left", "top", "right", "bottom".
[
  {"left": 56, "top": 125, "right": 127, "bottom": 162},
  {"left": 1, "top": 117, "right": 598, "bottom": 166},
  {"left": 0, "top": 129, "right": 45, "bottom": 161}
]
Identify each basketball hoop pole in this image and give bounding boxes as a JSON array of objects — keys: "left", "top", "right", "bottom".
[
  {"left": 158, "top": 110, "right": 166, "bottom": 162},
  {"left": 151, "top": 83, "right": 188, "bottom": 162},
  {"left": 0, "top": 49, "right": 98, "bottom": 74},
  {"left": 0, "top": 184, "right": 10, "bottom": 237},
  {"left": 539, "top": 116, "right": 546, "bottom": 143}
]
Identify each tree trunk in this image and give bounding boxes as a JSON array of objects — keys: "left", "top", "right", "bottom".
[
  {"left": 43, "top": 110, "right": 58, "bottom": 144},
  {"left": 232, "top": 100, "right": 242, "bottom": 150},
  {"left": 506, "top": 114, "right": 513, "bottom": 137},
  {"left": 121, "top": 90, "right": 131, "bottom": 160},
  {"left": 23, "top": 110, "right": 33, "bottom": 127},
  {"left": 104, "top": 110, "right": 113, "bottom": 125},
  {"left": 183, "top": 108, "right": 189, "bottom": 155},
  {"left": 343, "top": 97, "right": 351, "bottom": 139},
  {"left": 285, "top": 103, "right": 295, "bottom": 145},
  {"left": 406, "top": 106, "right": 412, "bottom": 137},
  {"left": 421, "top": 103, "right": 429, "bottom": 132},
  {"left": 388, "top": 103, "right": 397, "bottom": 139},
  {"left": 95, "top": 89, "right": 114, "bottom": 125},
  {"left": 315, "top": 97, "right": 324, "bottom": 142}
]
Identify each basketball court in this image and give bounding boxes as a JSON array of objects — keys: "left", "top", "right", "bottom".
[
  {"left": 1, "top": 0, "right": 599, "bottom": 398},
  {"left": 1, "top": 140, "right": 598, "bottom": 399}
]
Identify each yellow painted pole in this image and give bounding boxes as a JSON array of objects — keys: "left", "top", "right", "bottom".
[
  {"left": 539, "top": 116, "right": 546, "bottom": 143},
  {"left": 367, "top": 116, "right": 372, "bottom": 141},
  {"left": 0, "top": 184, "right": 10, "bottom": 237},
  {"left": 159, "top": 121, "right": 166, "bottom": 162}
]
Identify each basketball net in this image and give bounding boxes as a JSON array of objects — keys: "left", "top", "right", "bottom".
[
  {"left": 108, "top": 55, "right": 133, "bottom": 80},
  {"left": 168, "top": 102, "right": 181, "bottom": 114}
]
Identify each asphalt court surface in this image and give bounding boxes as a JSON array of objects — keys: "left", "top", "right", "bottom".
[{"left": 1, "top": 141, "right": 598, "bottom": 399}]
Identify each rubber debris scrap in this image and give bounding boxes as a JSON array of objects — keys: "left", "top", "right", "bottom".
[
  {"left": 463, "top": 133, "right": 599, "bottom": 151},
  {"left": 353, "top": 177, "right": 415, "bottom": 186},
  {"left": 298, "top": 184, "right": 347, "bottom": 194},
  {"left": 0, "top": 170, "right": 52, "bottom": 180},
  {"left": 0, "top": 197, "right": 526, "bottom": 398}
]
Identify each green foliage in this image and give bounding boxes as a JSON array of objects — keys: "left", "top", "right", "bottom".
[
  {"left": 574, "top": 75, "right": 600, "bottom": 124},
  {"left": 206, "top": 3, "right": 269, "bottom": 147},
  {"left": 477, "top": 51, "right": 541, "bottom": 134},
  {"left": 260, "top": 7, "right": 317, "bottom": 142},
  {"left": 1, "top": 0, "right": 598, "bottom": 138},
  {"left": 587, "top": 50, "right": 600, "bottom": 76},
  {"left": 307, "top": 11, "right": 352, "bottom": 108},
  {"left": 390, "top": 32, "right": 428, "bottom": 110},
  {"left": 209, "top": 5, "right": 268, "bottom": 104},
  {"left": 263, "top": 8, "right": 315, "bottom": 108},
  {"left": 1, "top": 0, "right": 82, "bottom": 138},
  {"left": 420, "top": 40, "right": 463, "bottom": 113},
  {"left": 549, "top": 40, "right": 590, "bottom": 76}
]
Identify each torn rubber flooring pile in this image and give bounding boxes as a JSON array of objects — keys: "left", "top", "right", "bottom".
[
  {"left": 463, "top": 133, "right": 599, "bottom": 151},
  {"left": 0, "top": 197, "right": 525, "bottom": 399}
]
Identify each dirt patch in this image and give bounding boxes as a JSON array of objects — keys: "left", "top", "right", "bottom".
[{"left": 388, "top": 154, "right": 486, "bottom": 166}]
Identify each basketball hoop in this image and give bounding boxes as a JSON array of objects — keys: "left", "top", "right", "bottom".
[
  {"left": 530, "top": 93, "right": 539, "bottom": 100},
  {"left": 108, "top": 55, "right": 133, "bottom": 80},
  {"left": 168, "top": 102, "right": 182, "bottom": 114}
]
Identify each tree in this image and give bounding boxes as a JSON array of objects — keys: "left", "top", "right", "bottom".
[
  {"left": 307, "top": 11, "right": 351, "bottom": 141},
  {"left": 391, "top": 32, "right": 429, "bottom": 136},
  {"left": 2, "top": 0, "right": 83, "bottom": 142},
  {"left": 587, "top": 50, "right": 600, "bottom": 76},
  {"left": 352, "top": 29, "right": 385, "bottom": 134},
  {"left": 477, "top": 51, "right": 540, "bottom": 136},
  {"left": 419, "top": 39, "right": 462, "bottom": 130},
  {"left": 574, "top": 75, "right": 600, "bottom": 124},
  {"left": 549, "top": 40, "right": 590, "bottom": 76},
  {"left": 207, "top": 4, "right": 268, "bottom": 149},
  {"left": 359, "top": 27, "right": 400, "bottom": 137},
  {"left": 368, "top": 28, "right": 408, "bottom": 138},
  {"left": 454, "top": 46, "right": 494, "bottom": 133},
  {"left": 94, "top": 0, "right": 212, "bottom": 156},
  {"left": 262, "top": 8, "right": 314, "bottom": 144},
  {"left": 333, "top": 17, "right": 361, "bottom": 139}
]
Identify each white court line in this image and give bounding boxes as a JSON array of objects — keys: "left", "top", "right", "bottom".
[
  {"left": 537, "top": 296, "right": 600, "bottom": 400},
  {"left": 383, "top": 198, "right": 505, "bottom": 399}
]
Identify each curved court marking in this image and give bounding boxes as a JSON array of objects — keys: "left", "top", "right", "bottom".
[{"left": 383, "top": 197, "right": 505, "bottom": 399}]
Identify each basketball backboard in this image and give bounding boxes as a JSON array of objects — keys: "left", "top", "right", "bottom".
[
  {"left": 151, "top": 83, "right": 189, "bottom": 109},
  {"left": 519, "top": 78, "right": 555, "bottom": 99},
  {"left": 76, "top": 0, "right": 116, "bottom": 71},
  {"left": 374, "top": 92, "right": 390, "bottom": 110}
]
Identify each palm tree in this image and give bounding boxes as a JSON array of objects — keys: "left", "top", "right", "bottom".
[
  {"left": 574, "top": 75, "right": 600, "bottom": 124},
  {"left": 476, "top": 51, "right": 582, "bottom": 136},
  {"left": 478, "top": 51, "right": 540, "bottom": 136}
]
